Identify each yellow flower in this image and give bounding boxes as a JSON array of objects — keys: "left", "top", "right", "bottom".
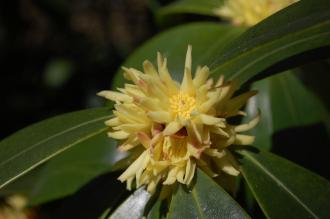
[
  {"left": 215, "top": 0, "right": 299, "bottom": 26},
  {"left": 98, "top": 46, "right": 259, "bottom": 192}
]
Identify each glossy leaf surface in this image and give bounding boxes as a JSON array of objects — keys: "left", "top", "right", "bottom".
[
  {"left": 109, "top": 187, "right": 151, "bottom": 219},
  {"left": 167, "top": 169, "right": 250, "bottom": 219},
  {"left": 236, "top": 148, "right": 330, "bottom": 219},
  {"left": 245, "top": 71, "right": 330, "bottom": 150},
  {"left": 111, "top": 23, "right": 245, "bottom": 89},
  {"left": 114, "top": 0, "right": 330, "bottom": 89},
  {"left": 28, "top": 132, "right": 124, "bottom": 205},
  {"left": 0, "top": 108, "right": 112, "bottom": 189},
  {"left": 210, "top": 0, "right": 330, "bottom": 84}
]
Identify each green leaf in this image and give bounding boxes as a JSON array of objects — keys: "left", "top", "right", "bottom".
[
  {"left": 236, "top": 148, "right": 330, "bottom": 219},
  {"left": 111, "top": 22, "right": 245, "bottom": 89},
  {"left": 147, "top": 198, "right": 164, "bottom": 219},
  {"left": 28, "top": 132, "right": 124, "bottom": 205},
  {"left": 210, "top": 0, "right": 330, "bottom": 85},
  {"left": 114, "top": 0, "right": 330, "bottom": 90},
  {"left": 245, "top": 70, "right": 330, "bottom": 150},
  {"left": 167, "top": 169, "right": 250, "bottom": 219},
  {"left": 109, "top": 187, "right": 151, "bottom": 219},
  {"left": 0, "top": 108, "right": 112, "bottom": 189},
  {"left": 158, "top": 0, "right": 223, "bottom": 18}
]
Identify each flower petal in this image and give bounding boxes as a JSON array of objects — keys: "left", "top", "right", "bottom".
[
  {"left": 235, "top": 134, "right": 255, "bottom": 145},
  {"left": 97, "top": 90, "right": 133, "bottom": 103},
  {"left": 108, "top": 130, "right": 130, "bottom": 139},
  {"left": 193, "top": 66, "right": 210, "bottom": 88},
  {"left": 118, "top": 151, "right": 148, "bottom": 182},
  {"left": 143, "top": 60, "right": 158, "bottom": 76},
  {"left": 234, "top": 112, "right": 260, "bottom": 132},
  {"left": 148, "top": 111, "right": 172, "bottom": 123},
  {"left": 163, "top": 121, "right": 183, "bottom": 136},
  {"left": 197, "top": 114, "right": 226, "bottom": 126}
]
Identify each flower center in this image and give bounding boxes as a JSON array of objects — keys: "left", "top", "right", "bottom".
[{"left": 169, "top": 93, "right": 196, "bottom": 119}]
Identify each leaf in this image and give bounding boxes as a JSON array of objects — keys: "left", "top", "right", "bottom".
[
  {"left": 147, "top": 198, "right": 164, "bottom": 219},
  {"left": 235, "top": 148, "right": 330, "bottom": 219},
  {"left": 209, "top": 0, "right": 330, "bottom": 85},
  {"left": 167, "top": 169, "right": 250, "bottom": 219},
  {"left": 114, "top": 0, "right": 330, "bottom": 89},
  {"left": 0, "top": 108, "right": 112, "bottom": 189},
  {"left": 111, "top": 22, "right": 245, "bottom": 89},
  {"left": 28, "top": 132, "right": 125, "bottom": 205},
  {"left": 157, "top": 0, "right": 223, "bottom": 18},
  {"left": 109, "top": 187, "right": 152, "bottom": 219},
  {"left": 245, "top": 70, "right": 330, "bottom": 150}
]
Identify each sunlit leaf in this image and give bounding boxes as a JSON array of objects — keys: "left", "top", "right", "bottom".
[{"left": 109, "top": 187, "right": 151, "bottom": 219}]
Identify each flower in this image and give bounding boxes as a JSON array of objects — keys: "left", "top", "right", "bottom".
[
  {"left": 98, "top": 46, "right": 259, "bottom": 192},
  {"left": 214, "top": 0, "right": 299, "bottom": 26},
  {"left": 0, "top": 195, "right": 30, "bottom": 219}
]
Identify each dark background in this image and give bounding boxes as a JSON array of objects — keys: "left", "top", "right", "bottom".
[{"left": 0, "top": 0, "right": 170, "bottom": 140}]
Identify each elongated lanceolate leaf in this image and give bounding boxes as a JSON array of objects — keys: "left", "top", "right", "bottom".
[
  {"left": 111, "top": 23, "right": 245, "bottom": 89},
  {"left": 236, "top": 148, "right": 330, "bottom": 219},
  {"left": 109, "top": 187, "right": 151, "bottom": 219},
  {"left": 0, "top": 108, "right": 112, "bottom": 189},
  {"left": 28, "top": 132, "right": 124, "bottom": 205},
  {"left": 167, "top": 169, "right": 250, "bottom": 219},
  {"left": 210, "top": 0, "right": 330, "bottom": 85},
  {"left": 245, "top": 70, "right": 330, "bottom": 150}
]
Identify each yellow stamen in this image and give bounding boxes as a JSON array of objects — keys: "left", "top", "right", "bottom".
[{"left": 169, "top": 93, "right": 196, "bottom": 119}]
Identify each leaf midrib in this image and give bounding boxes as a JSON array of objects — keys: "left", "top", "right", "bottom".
[
  {"left": 0, "top": 128, "right": 108, "bottom": 189},
  {"left": 210, "top": 20, "right": 330, "bottom": 82},
  {"left": 241, "top": 151, "right": 318, "bottom": 219},
  {"left": 191, "top": 189, "right": 206, "bottom": 219},
  {"left": 0, "top": 115, "right": 111, "bottom": 168}
]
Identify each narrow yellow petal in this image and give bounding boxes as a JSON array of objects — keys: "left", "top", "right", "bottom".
[
  {"left": 163, "top": 167, "right": 179, "bottom": 185},
  {"left": 137, "top": 132, "right": 151, "bottom": 148},
  {"left": 143, "top": 60, "right": 158, "bottom": 76},
  {"left": 147, "top": 111, "right": 172, "bottom": 123},
  {"left": 136, "top": 153, "right": 150, "bottom": 187},
  {"left": 180, "top": 67, "right": 194, "bottom": 95},
  {"left": 235, "top": 112, "right": 260, "bottom": 132},
  {"left": 108, "top": 130, "right": 130, "bottom": 139},
  {"left": 193, "top": 66, "right": 210, "bottom": 87},
  {"left": 118, "top": 143, "right": 137, "bottom": 152},
  {"left": 215, "top": 150, "right": 240, "bottom": 176},
  {"left": 184, "top": 159, "right": 196, "bottom": 184},
  {"left": 198, "top": 88, "right": 221, "bottom": 113},
  {"left": 185, "top": 45, "right": 192, "bottom": 71},
  {"left": 119, "top": 123, "right": 148, "bottom": 132},
  {"left": 224, "top": 91, "right": 258, "bottom": 117},
  {"left": 118, "top": 151, "right": 148, "bottom": 182},
  {"left": 235, "top": 134, "right": 255, "bottom": 145},
  {"left": 176, "top": 166, "right": 185, "bottom": 183},
  {"left": 197, "top": 114, "right": 226, "bottom": 126},
  {"left": 105, "top": 117, "right": 120, "bottom": 126},
  {"left": 204, "top": 148, "right": 226, "bottom": 158},
  {"left": 97, "top": 90, "right": 133, "bottom": 103},
  {"left": 163, "top": 121, "right": 183, "bottom": 136}
]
